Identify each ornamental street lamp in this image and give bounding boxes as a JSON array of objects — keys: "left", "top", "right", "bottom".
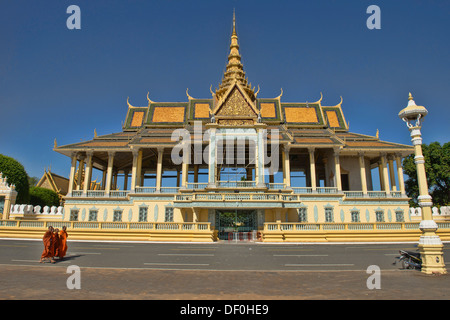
[{"left": 398, "top": 93, "right": 446, "bottom": 274}]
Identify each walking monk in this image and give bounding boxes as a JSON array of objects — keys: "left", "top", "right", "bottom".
[
  {"left": 58, "top": 226, "right": 68, "bottom": 259},
  {"left": 40, "top": 226, "right": 55, "bottom": 263},
  {"left": 52, "top": 228, "right": 60, "bottom": 258}
]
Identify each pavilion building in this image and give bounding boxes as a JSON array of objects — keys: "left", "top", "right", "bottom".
[{"left": 54, "top": 14, "right": 413, "bottom": 241}]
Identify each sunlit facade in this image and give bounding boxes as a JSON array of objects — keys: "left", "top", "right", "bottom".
[{"left": 53, "top": 14, "right": 414, "bottom": 241}]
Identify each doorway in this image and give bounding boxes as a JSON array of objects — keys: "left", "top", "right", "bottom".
[{"left": 215, "top": 209, "right": 257, "bottom": 240}]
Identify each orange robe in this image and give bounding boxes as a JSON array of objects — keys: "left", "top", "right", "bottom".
[
  {"left": 52, "top": 232, "right": 60, "bottom": 257},
  {"left": 58, "top": 230, "right": 68, "bottom": 258},
  {"left": 40, "top": 230, "right": 54, "bottom": 259}
]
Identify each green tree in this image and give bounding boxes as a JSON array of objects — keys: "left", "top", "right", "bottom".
[
  {"left": 28, "top": 176, "right": 39, "bottom": 187},
  {"left": 29, "top": 187, "right": 60, "bottom": 207},
  {"left": 403, "top": 142, "right": 450, "bottom": 207},
  {"left": 0, "top": 154, "right": 30, "bottom": 204}
]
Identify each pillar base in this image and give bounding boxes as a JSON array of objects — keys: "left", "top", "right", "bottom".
[
  {"left": 417, "top": 220, "right": 447, "bottom": 274},
  {"left": 418, "top": 242, "right": 447, "bottom": 275}
]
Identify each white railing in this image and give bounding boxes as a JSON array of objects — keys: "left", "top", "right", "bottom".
[
  {"left": 344, "top": 191, "right": 364, "bottom": 198},
  {"left": 368, "top": 191, "right": 387, "bottom": 198},
  {"left": 292, "top": 187, "right": 339, "bottom": 194},
  {"left": 109, "top": 191, "right": 129, "bottom": 198},
  {"left": 159, "top": 187, "right": 180, "bottom": 193},
  {"left": 175, "top": 193, "right": 301, "bottom": 202},
  {"left": 0, "top": 220, "right": 211, "bottom": 232},
  {"left": 135, "top": 187, "right": 157, "bottom": 193},
  {"left": 264, "top": 222, "right": 427, "bottom": 232},
  {"left": 86, "top": 190, "right": 105, "bottom": 198},
  {"left": 186, "top": 183, "right": 208, "bottom": 190},
  {"left": 10, "top": 204, "right": 63, "bottom": 216},
  {"left": 343, "top": 191, "right": 406, "bottom": 198},
  {"left": 66, "top": 187, "right": 409, "bottom": 201},
  {"left": 217, "top": 181, "right": 256, "bottom": 188},
  {"left": 69, "top": 190, "right": 129, "bottom": 198},
  {"left": 266, "top": 183, "right": 286, "bottom": 190},
  {"left": 292, "top": 187, "right": 313, "bottom": 194}
]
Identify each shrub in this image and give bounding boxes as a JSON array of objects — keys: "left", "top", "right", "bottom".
[
  {"left": 29, "top": 186, "right": 60, "bottom": 207},
  {"left": 0, "top": 154, "right": 30, "bottom": 204}
]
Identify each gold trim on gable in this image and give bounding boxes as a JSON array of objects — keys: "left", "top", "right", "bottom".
[{"left": 216, "top": 87, "right": 257, "bottom": 117}]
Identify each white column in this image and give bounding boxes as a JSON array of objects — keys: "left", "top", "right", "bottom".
[
  {"left": 123, "top": 170, "right": 129, "bottom": 191},
  {"left": 130, "top": 149, "right": 139, "bottom": 191},
  {"left": 378, "top": 161, "right": 384, "bottom": 191},
  {"left": 256, "top": 128, "right": 265, "bottom": 187},
  {"left": 388, "top": 155, "right": 397, "bottom": 191},
  {"left": 105, "top": 151, "right": 115, "bottom": 194},
  {"left": 308, "top": 147, "right": 316, "bottom": 191},
  {"left": 68, "top": 152, "right": 78, "bottom": 195},
  {"left": 208, "top": 127, "right": 217, "bottom": 188},
  {"left": 334, "top": 148, "right": 342, "bottom": 191},
  {"left": 395, "top": 153, "right": 406, "bottom": 195},
  {"left": 282, "top": 145, "right": 291, "bottom": 187},
  {"left": 83, "top": 151, "right": 93, "bottom": 195},
  {"left": 156, "top": 147, "right": 164, "bottom": 192},
  {"left": 380, "top": 153, "right": 391, "bottom": 195},
  {"left": 76, "top": 156, "right": 85, "bottom": 190},
  {"left": 136, "top": 149, "right": 143, "bottom": 187},
  {"left": 358, "top": 152, "right": 368, "bottom": 195},
  {"left": 181, "top": 143, "right": 189, "bottom": 189}
]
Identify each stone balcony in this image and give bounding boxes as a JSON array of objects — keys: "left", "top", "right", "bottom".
[{"left": 66, "top": 181, "right": 407, "bottom": 201}]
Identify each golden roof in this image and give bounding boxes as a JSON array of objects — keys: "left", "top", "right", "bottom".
[{"left": 215, "top": 11, "right": 256, "bottom": 102}]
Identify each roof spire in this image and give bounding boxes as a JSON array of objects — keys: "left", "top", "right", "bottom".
[
  {"left": 215, "top": 10, "right": 255, "bottom": 101},
  {"left": 232, "top": 8, "right": 236, "bottom": 36}
]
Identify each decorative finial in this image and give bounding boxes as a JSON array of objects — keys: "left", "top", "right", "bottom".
[
  {"left": 127, "top": 97, "right": 132, "bottom": 108},
  {"left": 408, "top": 92, "right": 413, "bottom": 100},
  {"left": 314, "top": 92, "right": 323, "bottom": 104},
  {"left": 232, "top": 8, "right": 236, "bottom": 35},
  {"left": 186, "top": 88, "right": 194, "bottom": 100},
  {"left": 54, "top": 138, "right": 57, "bottom": 148},
  {"left": 147, "top": 91, "right": 154, "bottom": 104},
  {"left": 376, "top": 129, "right": 379, "bottom": 139},
  {"left": 276, "top": 88, "right": 283, "bottom": 99},
  {"left": 255, "top": 85, "right": 260, "bottom": 98},
  {"left": 94, "top": 128, "right": 97, "bottom": 138}
]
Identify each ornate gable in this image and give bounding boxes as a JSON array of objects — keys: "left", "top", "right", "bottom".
[{"left": 213, "top": 83, "right": 258, "bottom": 126}]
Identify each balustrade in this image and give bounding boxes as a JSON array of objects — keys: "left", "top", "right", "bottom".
[
  {"left": 0, "top": 220, "right": 211, "bottom": 232},
  {"left": 263, "top": 222, "right": 430, "bottom": 232}
]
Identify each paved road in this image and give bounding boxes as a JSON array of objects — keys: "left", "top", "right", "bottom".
[
  {"left": 2, "top": 238, "right": 442, "bottom": 271},
  {"left": 0, "top": 239, "right": 449, "bottom": 302}
]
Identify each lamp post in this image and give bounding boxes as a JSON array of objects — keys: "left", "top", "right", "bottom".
[{"left": 398, "top": 93, "right": 446, "bottom": 274}]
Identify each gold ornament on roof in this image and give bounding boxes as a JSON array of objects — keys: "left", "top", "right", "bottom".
[
  {"left": 215, "top": 11, "right": 256, "bottom": 102},
  {"left": 147, "top": 91, "right": 154, "bottom": 104}
]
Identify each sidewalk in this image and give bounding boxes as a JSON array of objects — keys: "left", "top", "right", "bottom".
[{"left": 0, "top": 264, "right": 448, "bottom": 300}]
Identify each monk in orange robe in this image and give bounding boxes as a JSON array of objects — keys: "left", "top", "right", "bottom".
[
  {"left": 40, "top": 226, "right": 55, "bottom": 263},
  {"left": 58, "top": 226, "right": 68, "bottom": 259},
  {"left": 52, "top": 229, "right": 60, "bottom": 258}
]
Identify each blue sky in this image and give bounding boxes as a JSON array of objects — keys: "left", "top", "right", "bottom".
[{"left": 0, "top": 0, "right": 449, "bottom": 182}]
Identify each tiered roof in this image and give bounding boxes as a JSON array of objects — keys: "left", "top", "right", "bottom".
[{"left": 55, "top": 13, "right": 413, "bottom": 160}]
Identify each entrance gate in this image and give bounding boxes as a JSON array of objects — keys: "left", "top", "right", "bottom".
[{"left": 215, "top": 210, "right": 257, "bottom": 241}]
